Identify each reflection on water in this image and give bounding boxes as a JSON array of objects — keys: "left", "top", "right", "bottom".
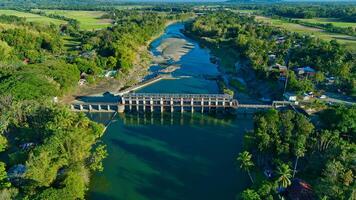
[
  {"left": 87, "top": 113, "right": 252, "bottom": 200},
  {"left": 89, "top": 112, "right": 246, "bottom": 127}
]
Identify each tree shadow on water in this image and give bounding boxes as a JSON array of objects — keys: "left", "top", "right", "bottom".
[
  {"left": 87, "top": 192, "right": 117, "bottom": 200},
  {"left": 110, "top": 137, "right": 209, "bottom": 200}
]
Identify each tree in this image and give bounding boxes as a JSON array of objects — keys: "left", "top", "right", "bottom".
[
  {"left": 292, "top": 114, "right": 314, "bottom": 177},
  {"left": 0, "top": 162, "right": 10, "bottom": 189},
  {"left": 276, "top": 163, "right": 292, "bottom": 188},
  {"left": 106, "top": 56, "right": 117, "bottom": 70},
  {"left": 88, "top": 144, "right": 108, "bottom": 172},
  {"left": 237, "top": 151, "right": 255, "bottom": 184},
  {"left": 315, "top": 71, "right": 325, "bottom": 83},
  {"left": 0, "top": 40, "right": 12, "bottom": 60},
  {"left": 240, "top": 189, "right": 261, "bottom": 200}
]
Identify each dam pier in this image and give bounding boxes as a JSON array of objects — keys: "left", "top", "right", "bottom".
[{"left": 71, "top": 92, "right": 293, "bottom": 114}]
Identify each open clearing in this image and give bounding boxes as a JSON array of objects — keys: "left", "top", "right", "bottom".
[
  {"left": 255, "top": 16, "right": 356, "bottom": 52},
  {"left": 40, "top": 10, "right": 112, "bottom": 30},
  {"left": 0, "top": 10, "right": 65, "bottom": 25},
  {"left": 296, "top": 18, "right": 356, "bottom": 28},
  {"left": 234, "top": 9, "right": 258, "bottom": 14}
]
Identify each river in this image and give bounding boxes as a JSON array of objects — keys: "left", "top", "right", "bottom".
[{"left": 87, "top": 23, "right": 251, "bottom": 200}]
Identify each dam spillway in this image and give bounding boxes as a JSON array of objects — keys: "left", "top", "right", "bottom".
[
  {"left": 71, "top": 93, "right": 239, "bottom": 113},
  {"left": 69, "top": 93, "right": 292, "bottom": 114}
]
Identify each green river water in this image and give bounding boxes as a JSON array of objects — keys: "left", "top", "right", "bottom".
[{"left": 87, "top": 23, "right": 251, "bottom": 200}]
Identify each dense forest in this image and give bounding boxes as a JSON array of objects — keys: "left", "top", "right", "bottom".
[
  {"left": 0, "top": 15, "right": 77, "bottom": 100},
  {"left": 0, "top": 99, "right": 106, "bottom": 199},
  {"left": 237, "top": 106, "right": 355, "bottom": 200},
  {"left": 0, "top": 13, "right": 108, "bottom": 199},
  {"left": 185, "top": 12, "right": 356, "bottom": 97}
]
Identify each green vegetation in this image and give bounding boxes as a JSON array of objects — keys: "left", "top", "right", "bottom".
[
  {"left": 39, "top": 10, "right": 112, "bottom": 30},
  {"left": 238, "top": 107, "right": 355, "bottom": 200},
  {"left": 298, "top": 18, "right": 356, "bottom": 28},
  {"left": 0, "top": 13, "right": 108, "bottom": 199},
  {"left": 80, "top": 10, "right": 192, "bottom": 74},
  {"left": 0, "top": 3, "right": 354, "bottom": 200},
  {"left": 0, "top": 98, "right": 106, "bottom": 199},
  {"left": 262, "top": 5, "right": 356, "bottom": 22},
  {"left": 186, "top": 12, "right": 355, "bottom": 97},
  {"left": 0, "top": 10, "right": 65, "bottom": 25},
  {"left": 0, "top": 9, "right": 189, "bottom": 199},
  {"left": 229, "top": 79, "right": 246, "bottom": 93},
  {"left": 255, "top": 16, "right": 356, "bottom": 52}
]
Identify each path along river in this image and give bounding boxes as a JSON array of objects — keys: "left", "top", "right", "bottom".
[{"left": 87, "top": 23, "right": 251, "bottom": 200}]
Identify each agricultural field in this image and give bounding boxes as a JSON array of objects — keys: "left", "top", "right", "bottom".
[
  {"left": 296, "top": 18, "right": 356, "bottom": 28},
  {"left": 0, "top": 9, "right": 66, "bottom": 25},
  {"left": 255, "top": 16, "right": 356, "bottom": 52},
  {"left": 40, "top": 10, "right": 112, "bottom": 30}
]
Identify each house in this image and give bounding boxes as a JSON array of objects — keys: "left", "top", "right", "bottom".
[
  {"left": 270, "top": 64, "right": 288, "bottom": 78},
  {"left": 326, "top": 76, "right": 335, "bottom": 85},
  {"left": 80, "top": 72, "right": 88, "bottom": 79},
  {"left": 284, "top": 92, "right": 297, "bottom": 102},
  {"left": 104, "top": 70, "right": 117, "bottom": 78},
  {"left": 268, "top": 54, "right": 276, "bottom": 62},
  {"left": 78, "top": 79, "right": 87, "bottom": 86},
  {"left": 295, "top": 66, "right": 316, "bottom": 77},
  {"left": 276, "top": 36, "right": 286, "bottom": 44}
]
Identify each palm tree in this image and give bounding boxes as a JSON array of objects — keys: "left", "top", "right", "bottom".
[
  {"left": 237, "top": 151, "right": 254, "bottom": 184},
  {"left": 276, "top": 163, "right": 292, "bottom": 188}
]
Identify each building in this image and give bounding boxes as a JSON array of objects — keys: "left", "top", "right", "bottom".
[
  {"left": 295, "top": 66, "right": 316, "bottom": 77},
  {"left": 270, "top": 63, "right": 288, "bottom": 79},
  {"left": 284, "top": 92, "right": 297, "bottom": 102},
  {"left": 268, "top": 54, "right": 276, "bottom": 62}
]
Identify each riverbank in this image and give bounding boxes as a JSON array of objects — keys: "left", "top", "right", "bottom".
[
  {"left": 60, "top": 20, "right": 181, "bottom": 103},
  {"left": 183, "top": 24, "right": 279, "bottom": 103}
]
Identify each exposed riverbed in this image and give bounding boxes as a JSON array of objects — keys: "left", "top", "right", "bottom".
[{"left": 87, "top": 23, "right": 251, "bottom": 200}]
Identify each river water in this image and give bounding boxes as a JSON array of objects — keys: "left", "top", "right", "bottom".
[{"left": 87, "top": 23, "right": 251, "bottom": 200}]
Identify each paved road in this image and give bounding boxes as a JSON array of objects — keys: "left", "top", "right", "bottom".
[{"left": 321, "top": 92, "right": 355, "bottom": 105}]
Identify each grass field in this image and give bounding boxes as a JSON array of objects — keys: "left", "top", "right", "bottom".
[
  {"left": 297, "top": 18, "right": 356, "bottom": 28},
  {"left": 234, "top": 9, "right": 258, "bottom": 14},
  {"left": 255, "top": 16, "right": 356, "bottom": 52},
  {"left": 0, "top": 10, "right": 66, "bottom": 25},
  {"left": 115, "top": 5, "right": 151, "bottom": 10},
  {"left": 40, "top": 10, "right": 112, "bottom": 30}
]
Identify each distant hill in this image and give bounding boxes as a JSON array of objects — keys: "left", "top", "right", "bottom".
[{"left": 0, "top": 0, "right": 121, "bottom": 8}]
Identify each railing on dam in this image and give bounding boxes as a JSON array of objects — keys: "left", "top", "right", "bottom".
[
  {"left": 70, "top": 93, "right": 294, "bottom": 113},
  {"left": 120, "top": 93, "right": 237, "bottom": 113}
]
